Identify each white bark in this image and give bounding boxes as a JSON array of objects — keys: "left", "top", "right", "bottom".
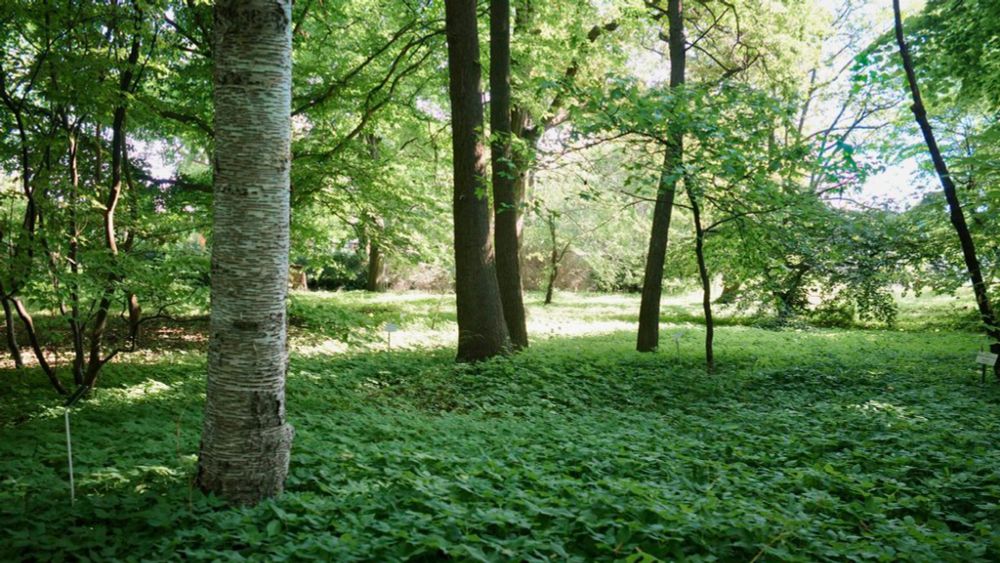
[{"left": 197, "top": 0, "right": 295, "bottom": 505}]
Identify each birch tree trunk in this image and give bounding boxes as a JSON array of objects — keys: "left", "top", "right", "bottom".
[
  {"left": 197, "top": 0, "right": 295, "bottom": 505},
  {"left": 445, "top": 0, "right": 511, "bottom": 362}
]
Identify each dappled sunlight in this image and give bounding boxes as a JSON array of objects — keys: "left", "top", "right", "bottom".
[
  {"left": 102, "top": 379, "right": 174, "bottom": 403},
  {"left": 292, "top": 339, "right": 352, "bottom": 357},
  {"left": 528, "top": 318, "right": 638, "bottom": 339},
  {"left": 851, "top": 400, "right": 927, "bottom": 423}
]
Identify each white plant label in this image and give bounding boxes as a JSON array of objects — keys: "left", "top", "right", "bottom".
[{"left": 976, "top": 351, "right": 998, "bottom": 367}]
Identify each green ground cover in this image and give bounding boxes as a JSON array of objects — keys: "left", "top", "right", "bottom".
[{"left": 2, "top": 291, "right": 999, "bottom": 561}]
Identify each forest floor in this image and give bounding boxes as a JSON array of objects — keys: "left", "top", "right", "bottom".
[{"left": 2, "top": 290, "right": 1000, "bottom": 561}]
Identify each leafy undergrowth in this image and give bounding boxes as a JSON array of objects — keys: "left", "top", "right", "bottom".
[{"left": 3, "top": 292, "right": 1000, "bottom": 561}]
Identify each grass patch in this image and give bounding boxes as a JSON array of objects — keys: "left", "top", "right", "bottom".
[{"left": 2, "top": 291, "right": 1000, "bottom": 561}]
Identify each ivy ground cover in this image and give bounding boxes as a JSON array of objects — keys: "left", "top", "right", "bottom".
[{"left": 2, "top": 291, "right": 999, "bottom": 561}]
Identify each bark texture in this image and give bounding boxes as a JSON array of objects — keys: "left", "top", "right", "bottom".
[
  {"left": 637, "top": 0, "right": 685, "bottom": 352},
  {"left": 490, "top": 0, "right": 528, "bottom": 350},
  {"left": 688, "top": 188, "right": 714, "bottom": 373},
  {"left": 11, "top": 295, "right": 65, "bottom": 394},
  {"left": 446, "top": 0, "right": 511, "bottom": 362},
  {"left": 543, "top": 212, "right": 571, "bottom": 306},
  {"left": 2, "top": 296, "right": 23, "bottom": 369},
  {"left": 366, "top": 239, "right": 385, "bottom": 292},
  {"left": 198, "top": 0, "right": 295, "bottom": 504},
  {"left": 893, "top": 0, "right": 1000, "bottom": 374}
]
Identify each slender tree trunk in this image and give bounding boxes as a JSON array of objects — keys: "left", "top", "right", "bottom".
[
  {"left": 688, "top": 189, "right": 714, "bottom": 373},
  {"left": 2, "top": 296, "right": 23, "bottom": 369},
  {"left": 1, "top": 63, "right": 40, "bottom": 372},
  {"left": 637, "top": 148, "right": 681, "bottom": 351},
  {"left": 445, "top": 0, "right": 511, "bottom": 362},
  {"left": 544, "top": 268, "right": 557, "bottom": 305},
  {"left": 11, "top": 296, "right": 66, "bottom": 394},
  {"left": 544, "top": 213, "right": 559, "bottom": 305},
  {"left": 893, "top": 0, "right": 1000, "bottom": 374},
  {"left": 197, "top": 0, "right": 295, "bottom": 505},
  {"left": 364, "top": 137, "right": 386, "bottom": 293},
  {"left": 491, "top": 0, "right": 528, "bottom": 350},
  {"left": 366, "top": 239, "right": 384, "bottom": 292},
  {"left": 636, "top": 0, "right": 685, "bottom": 352},
  {"left": 67, "top": 125, "right": 85, "bottom": 384},
  {"left": 83, "top": 29, "right": 143, "bottom": 388},
  {"left": 123, "top": 143, "right": 143, "bottom": 350},
  {"left": 509, "top": 5, "right": 541, "bottom": 249},
  {"left": 543, "top": 212, "right": 571, "bottom": 306},
  {"left": 510, "top": 109, "right": 537, "bottom": 243}
]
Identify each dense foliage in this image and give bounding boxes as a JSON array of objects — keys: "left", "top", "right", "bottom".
[{"left": 2, "top": 0, "right": 1000, "bottom": 557}]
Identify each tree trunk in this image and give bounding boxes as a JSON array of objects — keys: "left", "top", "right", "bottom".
[
  {"left": 688, "top": 189, "right": 714, "bottom": 373},
  {"left": 197, "top": 0, "right": 295, "bottom": 505},
  {"left": 83, "top": 26, "right": 144, "bottom": 388},
  {"left": 366, "top": 239, "right": 384, "bottom": 292},
  {"left": 67, "top": 125, "right": 85, "bottom": 385},
  {"left": 893, "top": 0, "right": 1000, "bottom": 374},
  {"left": 544, "top": 267, "right": 557, "bottom": 305},
  {"left": 715, "top": 278, "right": 741, "bottom": 305},
  {"left": 490, "top": 0, "right": 528, "bottom": 350},
  {"left": 1, "top": 296, "right": 23, "bottom": 369},
  {"left": 11, "top": 296, "right": 66, "bottom": 394},
  {"left": 636, "top": 0, "right": 685, "bottom": 352},
  {"left": 364, "top": 137, "right": 386, "bottom": 293},
  {"left": 445, "top": 0, "right": 511, "bottom": 362},
  {"left": 544, "top": 213, "right": 559, "bottom": 305}
]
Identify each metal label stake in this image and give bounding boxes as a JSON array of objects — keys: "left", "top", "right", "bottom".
[
  {"left": 64, "top": 408, "right": 74, "bottom": 504},
  {"left": 672, "top": 331, "right": 685, "bottom": 357},
  {"left": 63, "top": 384, "right": 90, "bottom": 504},
  {"left": 385, "top": 323, "right": 399, "bottom": 351},
  {"left": 976, "top": 346, "right": 998, "bottom": 384}
]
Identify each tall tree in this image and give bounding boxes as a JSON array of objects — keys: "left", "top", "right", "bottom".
[
  {"left": 636, "top": 0, "right": 685, "bottom": 352},
  {"left": 893, "top": 0, "right": 1000, "bottom": 373},
  {"left": 490, "top": 0, "right": 528, "bottom": 350},
  {"left": 444, "top": 0, "right": 511, "bottom": 361},
  {"left": 197, "top": 0, "right": 295, "bottom": 504}
]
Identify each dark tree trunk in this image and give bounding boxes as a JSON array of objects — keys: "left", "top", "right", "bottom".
[
  {"left": 543, "top": 212, "right": 571, "bottom": 306},
  {"left": 775, "top": 263, "right": 810, "bottom": 322},
  {"left": 83, "top": 111, "right": 125, "bottom": 387},
  {"left": 636, "top": 0, "right": 686, "bottom": 352},
  {"left": 366, "top": 239, "right": 384, "bottom": 292},
  {"left": 510, "top": 109, "right": 537, "bottom": 243},
  {"left": 67, "top": 125, "right": 85, "bottom": 384},
  {"left": 688, "top": 189, "right": 714, "bottom": 373},
  {"left": 11, "top": 296, "right": 66, "bottom": 394},
  {"left": 893, "top": 0, "right": 1000, "bottom": 374},
  {"left": 83, "top": 29, "right": 143, "bottom": 388},
  {"left": 544, "top": 267, "right": 557, "bottom": 305},
  {"left": 490, "top": 0, "right": 528, "bottom": 350},
  {"left": 544, "top": 213, "right": 559, "bottom": 305},
  {"left": 445, "top": 0, "right": 511, "bottom": 361},
  {"left": 364, "top": 137, "right": 386, "bottom": 293},
  {"left": 1, "top": 296, "right": 23, "bottom": 369}
]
